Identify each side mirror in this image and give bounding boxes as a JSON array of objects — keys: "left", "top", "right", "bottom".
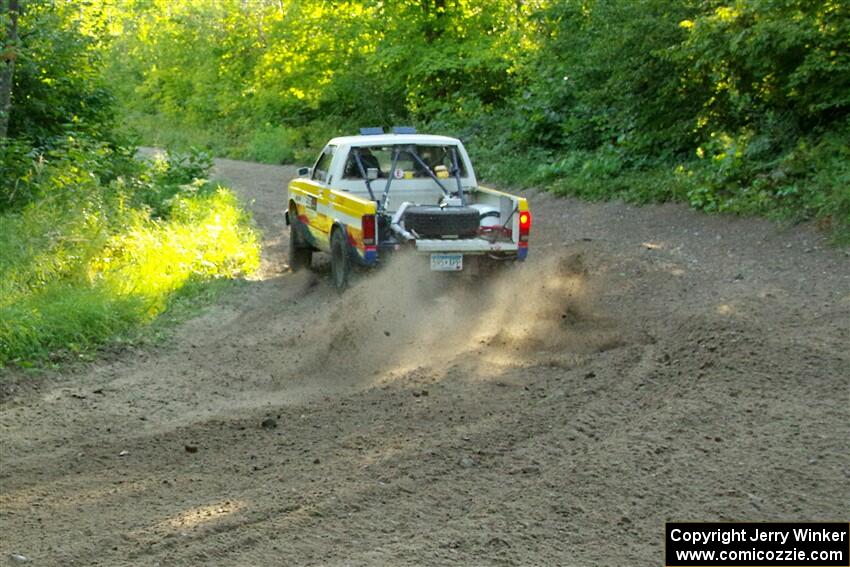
[
  {"left": 367, "top": 167, "right": 379, "bottom": 180},
  {"left": 298, "top": 166, "right": 311, "bottom": 177}
]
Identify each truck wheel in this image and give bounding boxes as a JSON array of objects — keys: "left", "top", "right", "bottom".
[
  {"left": 330, "top": 227, "right": 350, "bottom": 290},
  {"left": 289, "top": 212, "right": 312, "bottom": 271}
]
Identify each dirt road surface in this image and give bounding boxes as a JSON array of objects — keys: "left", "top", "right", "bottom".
[{"left": 2, "top": 157, "right": 848, "bottom": 566}]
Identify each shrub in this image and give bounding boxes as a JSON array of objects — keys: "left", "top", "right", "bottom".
[{"left": 0, "top": 147, "right": 259, "bottom": 367}]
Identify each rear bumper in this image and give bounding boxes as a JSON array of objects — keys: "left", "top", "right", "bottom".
[
  {"left": 357, "top": 237, "right": 527, "bottom": 267},
  {"left": 414, "top": 238, "right": 520, "bottom": 254}
]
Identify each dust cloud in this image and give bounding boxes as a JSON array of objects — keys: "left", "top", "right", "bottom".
[{"left": 292, "top": 251, "right": 624, "bottom": 382}]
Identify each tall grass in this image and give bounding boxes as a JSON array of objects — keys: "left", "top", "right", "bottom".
[
  {"left": 0, "top": 148, "right": 259, "bottom": 367},
  {"left": 124, "top": 112, "right": 348, "bottom": 166}
]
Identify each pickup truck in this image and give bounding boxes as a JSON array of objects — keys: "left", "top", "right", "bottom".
[{"left": 285, "top": 127, "right": 531, "bottom": 288}]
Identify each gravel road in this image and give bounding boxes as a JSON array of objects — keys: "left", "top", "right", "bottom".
[{"left": 1, "top": 156, "right": 848, "bottom": 566}]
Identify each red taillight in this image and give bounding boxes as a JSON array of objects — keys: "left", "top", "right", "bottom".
[
  {"left": 362, "top": 214, "right": 376, "bottom": 246},
  {"left": 518, "top": 211, "right": 531, "bottom": 243}
]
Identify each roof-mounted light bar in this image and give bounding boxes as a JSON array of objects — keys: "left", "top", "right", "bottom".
[{"left": 359, "top": 127, "right": 384, "bottom": 136}]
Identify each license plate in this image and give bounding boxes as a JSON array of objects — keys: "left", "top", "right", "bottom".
[{"left": 430, "top": 253, "right": 463, "bottom": 271}]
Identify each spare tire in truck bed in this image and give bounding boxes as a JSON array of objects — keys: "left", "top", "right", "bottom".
[{"left": 403, "top": 206, "right": 480, "bottom": 238}]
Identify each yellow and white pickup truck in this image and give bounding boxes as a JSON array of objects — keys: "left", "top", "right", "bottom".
[{"left": 285, "top": 127, "right": 531, "bottom": 288}]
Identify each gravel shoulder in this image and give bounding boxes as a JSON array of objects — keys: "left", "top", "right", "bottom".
[{"left": 1, "top": 158, "right": 848, "bottom": 566}]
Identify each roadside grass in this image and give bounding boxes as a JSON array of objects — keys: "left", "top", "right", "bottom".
[
  {"left": 0, "top": 149, "right": 260, "bottom": 368},
  {"left": 101, "top": 278, "right": 245, "bottom": 363},
  {"left": 467, "top": 137, "right": 850, "bottom": 245},
  {"left": 127, "top": 112, "right": 343, "bottom": 166},
  {"left": 127, "top": 112, "right": 234, "bottom": 158}
]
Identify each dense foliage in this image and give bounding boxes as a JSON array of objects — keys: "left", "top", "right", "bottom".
[
  {"left": 0, "top": 1, "right": 259, "bottom": 367},
  {"left": 107, "top": 0, "right": 849, "bottom": 239}
]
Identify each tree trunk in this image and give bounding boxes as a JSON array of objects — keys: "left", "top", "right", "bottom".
[
  {"left": 0, "top": 0, "right": 20, "bottom": 139},
  {"left": 422, "top": 0, "right": 448, "bottom": 43}
]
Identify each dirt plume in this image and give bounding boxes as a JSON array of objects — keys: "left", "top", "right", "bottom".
[{"left": 293, "top": 250, "right": 623, "bottom": 385}]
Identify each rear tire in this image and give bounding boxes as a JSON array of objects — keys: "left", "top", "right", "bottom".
[
  {"left": 289, "top": 212, "right": 312, "bottom": 271},
  {"left": 330, "top": 228, "right": 350, "bottom": 290}
]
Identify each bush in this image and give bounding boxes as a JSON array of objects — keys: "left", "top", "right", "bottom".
[
  {"left": 0, "top": 147, "right": 259, "bottom": 367},
  {"left": 238, "top": 125, "right": 302, "bottom": 164}
]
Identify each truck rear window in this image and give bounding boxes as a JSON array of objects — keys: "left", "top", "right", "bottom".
[{"left": 343, "top": 145, "right": 467, "bottom": 179}]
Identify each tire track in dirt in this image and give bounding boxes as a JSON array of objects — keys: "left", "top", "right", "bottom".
[{"left": 1, "top": 157, "right": 848, "bottom": 566}]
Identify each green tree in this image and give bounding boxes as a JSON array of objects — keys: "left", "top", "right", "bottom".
[
  {"left": 0, "top": 0, "right": 20, "bottom": 138},
  {"left": 673, "top": 0, "right": 850, "bottom": 144}
]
